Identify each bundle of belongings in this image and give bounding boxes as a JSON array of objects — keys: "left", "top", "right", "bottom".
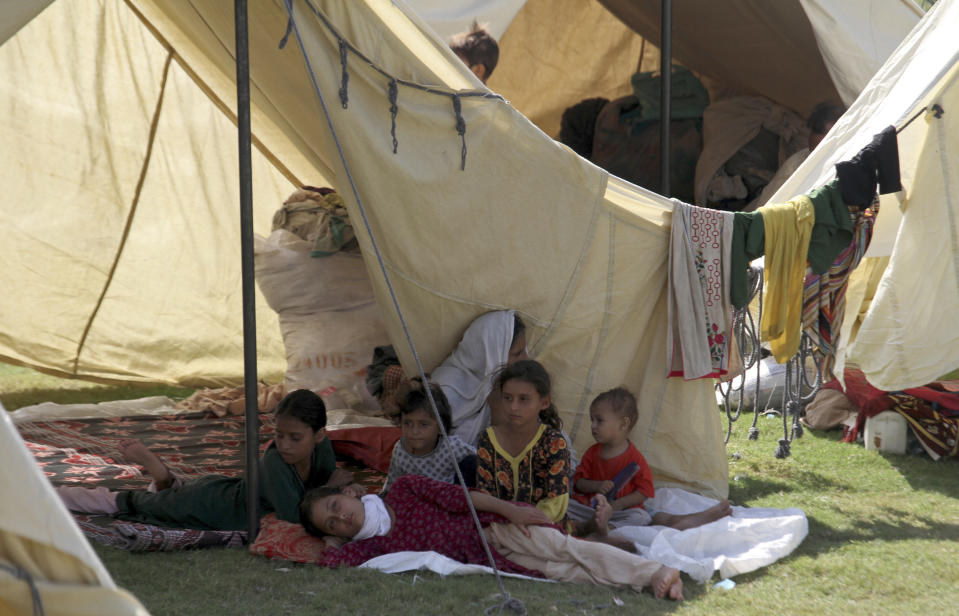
[
  {"left": 271, "top": 186, "right": 358, "bottom": 256},
  {"left": 667, "top": 126, "right": 900, "bottom": 380},
  {"left": 255, "top": 186, "right": 390, "bottom": 408},
  {"left": 694, "top": 96, "right": 809, "bottom": 212},
  {"left": 802, "top": 367, "right": 959, "bottom": 460},
  {"left": 561, "top": 65, "right": 709, "bottom": 204}
]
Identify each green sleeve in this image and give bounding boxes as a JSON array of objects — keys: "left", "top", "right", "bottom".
[
  {"left": 310, "top": 437, "right": 337, "bottom": 487},
  {"left": 806, "top": 180, "right": 855, "bottom": 274},
  {"left": 730, "top": 211, "right": 765, "bottom": 309},
  {"left": 258, "top": 445, "right": 303, "bottom": 523}
]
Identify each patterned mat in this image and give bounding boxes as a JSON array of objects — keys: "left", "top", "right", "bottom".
[{"left": 18, "top": 411, "right": 386, "bottom": 551}]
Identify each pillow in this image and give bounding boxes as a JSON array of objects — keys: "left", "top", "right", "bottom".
[
  {"left": 249, "top": 513, "right": 328, "bottom": 564},
  {"left": 328, "top": 426, "right": 401, "bottom": 473}
]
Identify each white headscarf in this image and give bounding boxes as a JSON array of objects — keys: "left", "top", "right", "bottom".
[
  {"left": 353, "top": 495, "right": 392, "bottom": 541},
  {"left": 432, "top": 310, "right": 516, "bottom": 445}
]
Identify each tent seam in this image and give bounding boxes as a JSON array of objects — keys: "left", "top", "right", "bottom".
[
  {"left": 530, "top": 172, "right": 608, "bottom": 357},
  {"left": 72, "top": 52, "right": 173, "bottom": 375},
  {"left": 125, "top": 0, "right": 304, "bottom": 188},
  {"left": 569, "top": 211, "right": 616, "bottom": 442}
]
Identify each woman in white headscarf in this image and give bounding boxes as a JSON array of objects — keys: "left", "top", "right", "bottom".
[{"left": 432, "top": 310, "right": 528, "bottom": 446}]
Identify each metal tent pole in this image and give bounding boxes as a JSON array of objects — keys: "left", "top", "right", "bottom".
[
  {"left": 660, "top": 0, "right": 672, "bottom": 197},
  {"left": 234, "top": 0, "right": 260, "bottom": 541}
]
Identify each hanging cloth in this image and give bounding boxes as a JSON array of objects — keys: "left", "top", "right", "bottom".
[
  {"left": 835, "top": 125, "right": 902, "bottom": 207},
  {"left": 667, "top": 201, "right": 736, "bottom": 379},
  {"left": 801, "top": 203, "right": 876, "bottom": 374},
  {"left": 759, "top": 197, "right": 815, "bottom": 363}
]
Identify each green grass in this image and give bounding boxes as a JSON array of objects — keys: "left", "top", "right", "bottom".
[
  {"left": 0, "top": 363, "right": 195, "bottom": 410},
  {"left": 5, "top": 363, "right": 959, "bottom": 616}
]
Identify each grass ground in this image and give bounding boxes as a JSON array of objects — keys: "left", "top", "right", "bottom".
[{"left": 3, "top": 362, "right": 958, "bottom": 616}]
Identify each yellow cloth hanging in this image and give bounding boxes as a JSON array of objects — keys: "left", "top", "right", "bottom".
[{"left": 759, "top": 196, "right": 815, "bottom": 362}]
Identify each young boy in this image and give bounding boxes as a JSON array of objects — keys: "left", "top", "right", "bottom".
[
  {"left": 569, "top": 388, "right": 655, "bottom": 528},
  {"left": 570, "top": 388, "right": 733, "bottom": 530},
  {"left": 449, "top": 20, "right": 499, "bottom": 84}
]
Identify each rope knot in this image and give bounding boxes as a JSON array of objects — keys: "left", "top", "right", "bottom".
[
  {"left": 452, "top": 94, "right": 467, "bottom": 170},
  {"left": 774, "top": 438, "right": 791, "bottom": 459},
  {"left": 388, "top": 78, "right": 399, "bottom": 153},
  {"left": 338, "top": 40, "right": 349, "bottom": 108}
]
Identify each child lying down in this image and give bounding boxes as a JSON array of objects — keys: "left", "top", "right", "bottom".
[{"left": 299, "top": 474, "right": 684, "bottom": 601}]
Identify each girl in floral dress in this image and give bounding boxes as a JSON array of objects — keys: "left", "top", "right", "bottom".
[{"left": 474, "top": 359, "right": 571, "bottom": 525}]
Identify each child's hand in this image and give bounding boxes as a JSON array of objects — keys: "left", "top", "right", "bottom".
[
  {"left": 598, "top": 480, "right": 615, "bottom": 495},
  {"left": 504, "top": 504, "right": 552, "bottom": 536},
  {"left": 341, "top": 483, "right": 366, "bottom": 498},
  {"left": 322, "top": 535, "right": 347, "bottom": 550}
]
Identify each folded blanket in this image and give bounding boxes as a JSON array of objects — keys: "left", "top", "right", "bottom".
[{"left": 610, "top": 488, "right": 807, "bottom": 582}]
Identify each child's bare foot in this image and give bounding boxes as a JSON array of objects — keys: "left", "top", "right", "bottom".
[
  {"left": 119, "top": 439, "right": 173, "bottom": 490},
  {"left": 653, "top": 499, "right": 732, "bottom": 531},
  {"left": 650, "top": 566, "right": 684, "bottom": 601},
  {"left": 592, "top": 494, "right": 612, "bottom": 536}
]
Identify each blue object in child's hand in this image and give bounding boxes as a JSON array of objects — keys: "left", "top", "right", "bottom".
[{"left": 591, "top": 462, "right": 640, "bottom": 507}]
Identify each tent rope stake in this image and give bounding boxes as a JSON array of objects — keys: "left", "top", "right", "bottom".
[{"left": 280, "top": 2, "right": 525, "bottom": 612}]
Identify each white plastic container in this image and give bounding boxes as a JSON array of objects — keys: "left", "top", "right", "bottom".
[{"left": 864, "top": 410, "right": 908, "bottom": 454}]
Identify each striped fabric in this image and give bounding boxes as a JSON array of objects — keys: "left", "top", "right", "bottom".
[{"left": 801, "top": 203, "right": 877, "bottom": 373}]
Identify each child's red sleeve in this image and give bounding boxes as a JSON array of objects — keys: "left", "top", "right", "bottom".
[{"left": 627, "top": 447, "right": 655, "bottom": 500}]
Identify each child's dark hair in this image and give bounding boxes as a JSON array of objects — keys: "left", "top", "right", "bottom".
[
  {"left": 395, "top": 377, "right": 453, "bottom": 433},
  {"left": 275, "top": 389, "right": 327, "bottom": 433},
  {"left": 298, "top": 485, "right": 343, "bottom": 538},
  {"left": 807, "top": 101, "right": 846, "bottom": 135},
  {"left": 496, "top": 359, "right": 562, "bottom": 431},
  {"left": 591, "top": 387, "right": 639, "bottom": 431},
  {"left": 449, "top": 20, "right": 499, "bottom": 80},
  {"left": 511, "top": 313, "right": 526, "bottom": 347}
]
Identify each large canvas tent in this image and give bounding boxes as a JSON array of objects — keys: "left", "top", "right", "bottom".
[
  {"left": 769, "top": 0, "right": 959, "bottom": 391},
  {"left": 0, "top": 0, "right": 928, "bottom": 502}
]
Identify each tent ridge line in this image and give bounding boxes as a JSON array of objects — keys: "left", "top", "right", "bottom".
[
  {"left": 289, "top": 0, "right": 499, "bottom": 170},
  {"left": 72, "top": 52, "right": 174, "bottom": 375}
]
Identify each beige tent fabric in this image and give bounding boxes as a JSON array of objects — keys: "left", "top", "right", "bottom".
[
  {"left": 0, "top": 409, "right": 149, "bottom": 615},
  {"left": 799, "top": 0, "right": 922, "bottom": 106},
  {"left": 239, "top": 0, "right": 724, "bottom": 495},
  {"left": 768, "top": 0, "right": 959, "bottom": 391},
  {"left": 488, "top": 0, "right": 655, "bottom": 139},
  {"left": 0, "top": 1, "right": 295, "bottom": 386},
  {"left": 122, "top": 0, "right": 724, "bottom": 494},
  {"left": 598, "top": 0, "right": 839, "bottom": 117}
]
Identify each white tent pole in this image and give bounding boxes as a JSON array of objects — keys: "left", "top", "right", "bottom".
[{"left": 234, "top": 0, "right": 260, "bottom": 541}]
